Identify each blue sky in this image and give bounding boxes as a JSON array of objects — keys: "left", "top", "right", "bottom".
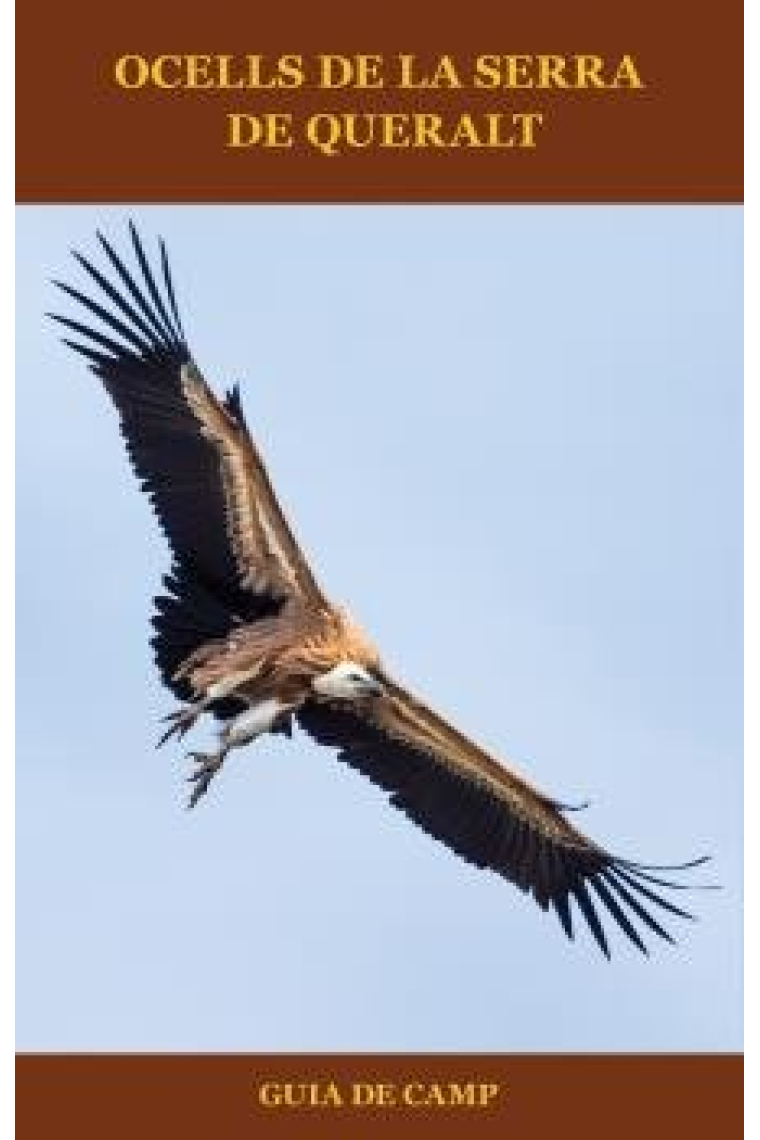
[{"left": 16, "top": 205, "right": 742, "bottom": 1050}]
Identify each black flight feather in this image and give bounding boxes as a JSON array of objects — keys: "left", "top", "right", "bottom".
[
  {"left": 52, "top": 223, "right": 283, "bottom": 715},
  {"left": 297, "top": 699, "right": 712, "bottom": 958}
]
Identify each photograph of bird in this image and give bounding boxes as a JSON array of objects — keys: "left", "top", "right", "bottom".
[{"left": 49, "top": 222, "right": 712, "bottom": 958}]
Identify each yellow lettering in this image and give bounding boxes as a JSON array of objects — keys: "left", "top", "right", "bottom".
[
  {"left": 319, "top": 54, "right": 354, "bottom": 88},
  {"left": 513, "top": 112, "right": 543, "bottom": 147},
  {"left": 432, "top": 54, "right": 461, "bottom": 88},
  {"left": 185, "top": 55, "right": 213, "bottom": 89},
  {"left": 473, "top": 54, "right": 502, "bottom": 88},
  {"left": 448, "top": 1083, "right": 477, "bottom": 1107},
  {"left": 413, "top": 114, "right": 445, "bottom": 147},
  {"left": 150, "top": 55, "right": 184, "bottom": 89},
  {"left": 227, "top": 114, "right": 262, "bottom": 148},
  {"left": 113, "top": 54, "right": 149, "bottom": 89},
  {"left": 226, "top": 114, "right": 292, "bottom": 148},
  {"left": 276, "top": 54, "right": 304, "bottom": 88},
  {"left": 506, "top": 55, "right": 533, "bottom": 87},
  {"left": 613, "top": 54, "right": 644, "bottom": 88},
  {"left": 258, "top": 1082, "right": 282, "bottom": 1107},
  {"left": 381, "top": 113, "right": 410, "bottom": 148},
  {"left": 576, "top": 55, "right": 605, "bottom": 88},
  {"left": 356, "top": 54, "right": 383, "bottom": 88},
  {"left": 306, "top": 113, "right": 341, "bottom": 155},
  {"left": 216, "top": 55, "right": 245, "bottom": 90},
  {"left": 538, "top": 55, "right": 568, "bottom": 88},
  {"left": 398, "top": 53, "right": 431, "bottom": 87},
  {"left": 403, "top": 1082, "right": 426, "bottom": 1107},
  {"left": 450, "top": 114, "right": 483, "bottom": 148}
]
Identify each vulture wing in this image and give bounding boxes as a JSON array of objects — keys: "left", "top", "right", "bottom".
[
  {"left": 50, "top": 223, "right": 324, "bottom": 702},
  {"left": 298, "top": 680, "right": 711, "bottom": 957}
]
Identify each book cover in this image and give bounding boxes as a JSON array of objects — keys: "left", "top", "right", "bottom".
[{"left": 16, "top": 2, "right": 743, "bottom": 1136}]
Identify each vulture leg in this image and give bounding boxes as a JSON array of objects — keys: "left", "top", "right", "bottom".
[
  {"left": 159, "top": 675, "right": 260, "bottom": 749},
  {"left": 185, "top": 698, "right": 293, "bottom": 809},
  {"left": 157, "top": 699, "right": 211, "bottom": 748},
  {"left": 187, "top": 745, "right": 231, "bottom": 808}
]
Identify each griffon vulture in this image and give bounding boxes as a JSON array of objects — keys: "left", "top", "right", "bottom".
[{"left": 50, "top": 223, "right": 711, "bottom": 957}]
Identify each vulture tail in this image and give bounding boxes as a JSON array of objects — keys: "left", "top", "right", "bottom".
[{"left": 150, "top": 561, "right": 280, "bottom": 717}]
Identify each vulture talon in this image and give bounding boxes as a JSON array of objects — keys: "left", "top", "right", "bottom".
[
  {"left": 186, "top": 749, "right": 227, "bottom": 809},
  {"left": 157, "top": 704, "right": 203, "bottom": 748}
]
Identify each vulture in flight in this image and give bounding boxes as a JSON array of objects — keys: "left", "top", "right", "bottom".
[{"left": 51, "top": 223, "right": 711, "bottom": 958}]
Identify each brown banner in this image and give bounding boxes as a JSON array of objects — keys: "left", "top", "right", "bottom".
[
  {"left": 16, "top": 0, "right": 742, "bottom": 202},
  {"left": 16, "top": 1054, "right": 742, "bottom": 1139}
]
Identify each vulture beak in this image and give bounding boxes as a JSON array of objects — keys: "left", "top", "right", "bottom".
[{"left": 367, "top": 674, "right": 387, "bottom": 698}]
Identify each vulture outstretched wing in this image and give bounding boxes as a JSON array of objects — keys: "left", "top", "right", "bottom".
[
  {"left": 298, "top": 681, "right": 711, "bottom": 957},
  {"left": 50, "top": 223, "right": 324, "bottom": 700},
  {"left": 51, "top": 223, "right": 712, "bottom": 955}
]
